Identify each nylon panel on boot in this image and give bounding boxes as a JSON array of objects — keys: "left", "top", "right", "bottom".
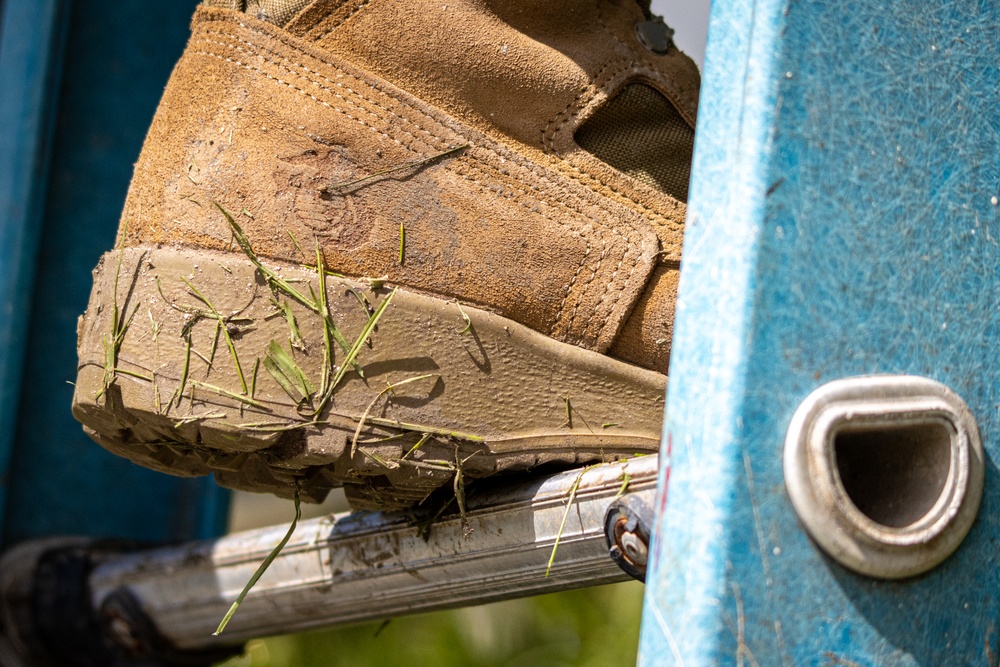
[
  {"left": 576, "top": 83, "right": 695, "bottom": 202},
  {"left": 245, "top": 0, "right": 313, "bottom": 25}
]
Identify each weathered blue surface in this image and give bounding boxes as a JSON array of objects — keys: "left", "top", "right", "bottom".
[
  {"left": 641, "top": 0, "right": 1000, "bottom": 664},
  {"left": 0, "top": 0, "right": 69, "bottom": 547},
  {"left": 0, "top": 0, "right": 229, "bottom": 546}
]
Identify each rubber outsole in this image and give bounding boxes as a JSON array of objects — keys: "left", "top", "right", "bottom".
[{"left": 73, "top": 246, "right": 666, "bottom": 509}]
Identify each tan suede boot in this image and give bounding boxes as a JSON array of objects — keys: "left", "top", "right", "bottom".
[{"left": 72, "top": 0, "right": 699, "bottom": 509}]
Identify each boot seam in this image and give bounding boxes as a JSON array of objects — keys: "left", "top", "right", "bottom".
[
  {"left": 545, "top": 59, "right": 696, "bottom": 153},
  {"left": 184, "top": 42, "right": 606, "bottom": 343},
  {"left": 191, "top": 27, "right": 603, "bottom": 310},
  {"left": 596, "top": 0, "right": 638, "bottom": 56},
  {"left": 552, "top": 154, "right": 685, "bottom": 258},
  {"left": 576, "top": 232, "right": 646, "bottom": 347},
  {"left": 198, "top": 30, "right": 443, "bottom": 154},
  {"left": 540, "top": 0, "right": 635, "bottom": 156},
  {"left": 287, "top": 0, "right": 372, "bottom": 40},
  {"left": 594, "top": 0, "right": 697, "bottom": 128},
  {"left": 542, "top": 56, "right": 625, "bottom": 156},
  {"left": 561, "top": 156, "right": 685, "bottom": 260},
  {"left": 191, "top": 10, "right": 655, "bottom": 349}
]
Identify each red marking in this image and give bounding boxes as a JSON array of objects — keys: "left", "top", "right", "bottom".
[
  {"left": 651, "top": 432, "right": 673, "bottom": 566},
  {"left": 659, "top": 431, "right": 672, "bottom": 515}
]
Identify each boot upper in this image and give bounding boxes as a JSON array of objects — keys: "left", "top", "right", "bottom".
[{"left": 123, "top": 0, "right": 699, "bottom": 372}]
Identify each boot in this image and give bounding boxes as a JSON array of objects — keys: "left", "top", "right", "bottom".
[{"left": 72, "top": 0, "right": 699, "bottom": 509}]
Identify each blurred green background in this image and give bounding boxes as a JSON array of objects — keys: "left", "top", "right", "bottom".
[
  {"left": 215, "top": 582, "right": 644, "bottom": 667},
  {"left": 216, "top": 491, "right": 645, "bottom": 667}
]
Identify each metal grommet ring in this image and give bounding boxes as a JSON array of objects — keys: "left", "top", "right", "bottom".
[{"left": 784, "top": 375, "right": 984, "bottom": 579}]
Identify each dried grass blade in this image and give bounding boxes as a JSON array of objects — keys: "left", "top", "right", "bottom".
[
  {"left": 545, "top": 464, "right": 597, "bottom": 577},
  {"left": 188, "top": 380, "right": 270, "bottom": 410},
  {"left": 325, "top": 144, "right": 468, "bottom": 193},
  {"left": 363, "top": 417, "right": 483, "bottom": 442},
  {"left": 235, "top": 420, "right": 326, "bottom": 432},
  {"left": 350, "top": 374, "right": 435, "bottom": 456},
  {"left": 175, "top": 412, "right": 226, "bottom": 426},
  {"left": 563, "top": 397, "right": 594, "bottom": 434}
]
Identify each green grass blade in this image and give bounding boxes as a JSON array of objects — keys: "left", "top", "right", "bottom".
[
  {"left": 402, "top": 433, "right": 433, "bottom": 460},
  {"left": 173, "top": 336, "right": 193, "bottom": 409},
  {"left": 331, "top": 288, "right": 396, "bottom": 390},
  {"left": 214, "top": 488, "right": 301, "bottom": 636},
  {"left": 280, "top": 301, "right": 305, "bottom": 350},
  {"left": 113, "top": 367, "right": 153, "bottom": 382},
  {"left": 287, "top": 230, "right": 305, "bottom": 259},
  {"left": 182, "top": 277, "right": 247, "bottom": 394},
  {"left": 456, "top": 301, "right": 472, "bottom": 334},
  {"left": 263, "top": 357, "right": 301, "bottom": 402},
  {"left": 613, "top": 470, "right": 631, "bottom": 501},
  {"left": 216, "top": 203, "right": 316, "bottom": 312},
  {"left": 264, "top": 339, "right": 315, "bottom": 402},
  {"left": 314, "top": 288, "right": 396, "bottom": 417},
  {"left": 314, "top": 244, "right": 334, "bottom": 401},
  {"left": 250, "top": 357, "right": 260, "bottom": 398}
]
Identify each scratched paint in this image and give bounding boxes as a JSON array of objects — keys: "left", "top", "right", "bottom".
[{"left": 640, "top": 0, "right": 1000, "bottom": 665}]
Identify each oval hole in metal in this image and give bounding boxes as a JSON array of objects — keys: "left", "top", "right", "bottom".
[
  {"left": 833, "top": 422, "right": 953, "bottom": 528},
  {"left": 784, "top": 375, "right": 984, "bottom": 578}
]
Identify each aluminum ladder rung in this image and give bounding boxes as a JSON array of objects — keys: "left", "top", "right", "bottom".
[{"left": 1, "top": 457, "right": 655, "bottom": 656}]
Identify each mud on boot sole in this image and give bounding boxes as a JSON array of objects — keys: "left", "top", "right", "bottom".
[{"left": 73, "top": 246, "right": 666, "bottom": 509}]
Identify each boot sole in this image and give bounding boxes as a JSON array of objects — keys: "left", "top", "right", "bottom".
[{"left": 73, "top": 246, "right": 665, "bottom": 509}]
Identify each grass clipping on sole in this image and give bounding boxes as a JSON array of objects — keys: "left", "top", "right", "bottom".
[{"left": 215, "top": 487, "right": 302, "bottom": 636}]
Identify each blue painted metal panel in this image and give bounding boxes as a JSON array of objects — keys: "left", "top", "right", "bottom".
[
  {"left": 1, "top": 0, "right": 230, "bottom": 546},
  {"left": 641, "top": 0, "right": 1000, "bottom": 664},
  {"left": 0, "top": 0, "right": 70, "bottom": 543}
]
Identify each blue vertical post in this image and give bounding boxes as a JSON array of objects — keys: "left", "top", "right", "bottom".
[
  {"left": 0, "top": 0, "right": 70, "bottom": 545},
  {"left": 641, "top": 0, "right": 1000, "bottom": 664},
  {"left": 0, "top": 0, "right": 229, "bottom": 547}
]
